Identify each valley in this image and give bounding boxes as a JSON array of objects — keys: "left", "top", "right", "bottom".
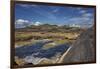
[{"left": 14, "top": 24, "right": 84, "bottom": 66}]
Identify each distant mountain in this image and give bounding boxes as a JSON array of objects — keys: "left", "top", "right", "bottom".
[{"left": 15, "top": 23, "right": 83, "bottom": 33}]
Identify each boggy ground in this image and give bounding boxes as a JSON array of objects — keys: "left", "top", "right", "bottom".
[
  {"left": 14, "top": 25, "right": 84, "bottom": 66},
  {"left": 15, "top": 32, "right": 80, "bottom": 47}
]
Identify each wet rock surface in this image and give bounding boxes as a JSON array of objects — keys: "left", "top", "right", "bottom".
[
  {"left": 59, "top": 27, "right": 95, "bottom": 63},
  {"left": 15, "top": 39, "right": 70, "bottom": 65}
]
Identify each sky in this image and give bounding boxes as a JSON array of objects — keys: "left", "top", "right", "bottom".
[{"left": 15, "top": 3, "right": 95, "bottom": 28}]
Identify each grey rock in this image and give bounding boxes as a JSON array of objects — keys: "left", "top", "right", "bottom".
[{"left": 59, "top": 27, "right": 95, "bottom": 63}]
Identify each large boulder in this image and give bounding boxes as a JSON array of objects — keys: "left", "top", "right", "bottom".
[{"left": 58, "top": 27, "right": 96, "bottom": 63}]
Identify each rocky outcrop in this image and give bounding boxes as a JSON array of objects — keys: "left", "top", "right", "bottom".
[{"left": 58, "top": 27, "right": 95, "bottom": 63}]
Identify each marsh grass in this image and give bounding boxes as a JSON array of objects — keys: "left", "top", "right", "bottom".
[
  {"left": 42, "top": 39, "right": 75, "bottom": 50},
  {"left": 15, "top": 32, "right": 79, "bottom": 47},
  {"left": 15, "top": 33, "right": 33, "bottom": 41}
]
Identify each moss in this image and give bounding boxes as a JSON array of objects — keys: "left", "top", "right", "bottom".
[
  {"left": 55, "top": 40, "right": 67, "bottom": 44},
  {"left": 42, "top": 39, "right": 69, "bottom": 50},
  {"left": 42, "top": 42, "right": 56, "bottom": 50},
  {"left": 15, "top": 33, "right": 33, "bottom": 41},
  {"left": 15, "top": 39, "right": 37, "bottom": 47},
  {"left": 15, "top": 32, "right": 78, "bottom": 47}
]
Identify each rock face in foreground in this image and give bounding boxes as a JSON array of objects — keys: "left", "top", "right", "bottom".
[{"left": 58, "top": 27, "right": 95, "bottom": 63}]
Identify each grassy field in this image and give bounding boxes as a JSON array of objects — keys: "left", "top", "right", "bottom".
[
  {"left": 15, "top": 31, "right": 79, "bottom": 47},
  {"left": 15, "top": 25, "right": 83, "bottom": 66},
  {"left": 15, "top": 24, "right": 82, "bottom": 47}
]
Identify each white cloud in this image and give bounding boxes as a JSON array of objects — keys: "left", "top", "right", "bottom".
[
  {"left": 79, "top": 10, "right": 86, "bottom": 13},
  {"left": 34, "top": 21, "right": 41, "bottom": 26},
  {"left": 65, "top": 16, "right": 94, "bottom": 28},
  {"left": 63, "top": 17, "right": 67, "bottom": 19},
  {"left": 66, "top": 16, "right": 93, "bottom": 26},
  {"left": 18, "top": 4, "right": 29, "bottom": 8},
  {"left": 76, "top": 7, "right": 82, "bottom": 10},
  {"left": 15, "top": 19, "right": 29, "bottom": 24},
  {"left": 18, "top": 4, "right": 38, "bottom": 8},
  {"left": 15, "top": 19, "right": 30, "bottom": 28},
  {"left": 69, "top": 17, "right": 90, "bottom": 21},
  {"left": 83, "top": 13, "right": 93, "bottom": 17},
  {"left": 68, "top": 7, "right": 82, "bottom": 10},
  {"left": 52, "top": 9, "right": 59, "bottom": 13}
]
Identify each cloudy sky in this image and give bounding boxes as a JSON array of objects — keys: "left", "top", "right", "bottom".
[{"left": 15, "top": 3, "right": 95, "bottom": 28}]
